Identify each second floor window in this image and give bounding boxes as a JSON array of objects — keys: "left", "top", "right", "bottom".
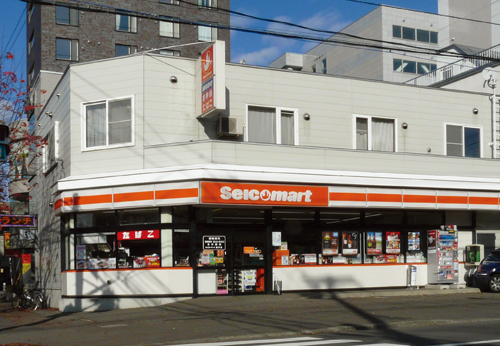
[
  {"left": 56, "top": 38, "right": 78, "bottom": 61},
  {"left": 84, "top": 97, "right": 133, "bottom": 149},
  {"left": 115, "top": 44, "right": 137, "bottom": 57},
  {"left": 56, "top": 5, "right": 79, "bottom": 26},
  {"left": 116, "top": 12, "right": 137, "bottom": 33},
  {"left": 247, "top": 106, "right": 297, "bottom": 145},
  {"left": 198, "top": 23, "right": 217, "bottom": 41},
  {"left": 356, "top": 116, "right": 395, "bottom": 152},
  {"left": 446, "top": 124, "right": 481, "bottom": 158},
  {"left": 159, "top": 17, "right": 180, "bottom": 38}
]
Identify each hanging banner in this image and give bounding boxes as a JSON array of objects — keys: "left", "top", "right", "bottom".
[
  {"left": 22, "top": 254, "right": 31, "bottom": 274},
  {"left": 4, "top": 232, "right": 10, "bottom": 250}
]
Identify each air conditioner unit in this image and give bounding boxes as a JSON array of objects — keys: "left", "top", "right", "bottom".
[{"left": 217, "top": 116, "right": 239, "bottom": 137}]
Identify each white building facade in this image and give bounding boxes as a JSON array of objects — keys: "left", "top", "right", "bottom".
[{"left": 32, "top": 43, "right": 500, "bottom": 312}]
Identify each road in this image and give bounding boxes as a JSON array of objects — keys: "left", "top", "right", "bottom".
[{"left": 1, "top": 291, "right": 500, "bottom": 346}]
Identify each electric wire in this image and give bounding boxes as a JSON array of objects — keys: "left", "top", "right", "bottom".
[
  {"left": 17, "top": 0, "right": 500, "bottom": 63},
  {"left": 1, "top": 7, "right": 26, "bottom": 58}
]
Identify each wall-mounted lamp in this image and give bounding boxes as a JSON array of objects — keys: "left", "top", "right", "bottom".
[
  {"left": 56, "top": 93, "right": 61, "bottom": 97},
  {"left": 401, "top": 122, "right": 408, "bottom": 129},
  {"left": 170, "top": 76, "right": 178, "bottom": 83},
  {"left": 49, "top": 202, "right": 53, "bottom": 207},
  {"left": 303, "top": 113, "right": 310, "bottom": 121},
  {"left": 473, "top": 108, "right": 479, "bottom": 114},
  {"left": 45, "top": 112, "right": 53, "bottom": 118}
]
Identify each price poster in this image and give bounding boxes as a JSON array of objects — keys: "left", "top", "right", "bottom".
[
  {"left": 408, "top": 232, "right": 421, "bottom": 251},
  {"left": 342, "top": 232, "right": 358, "bottom": 255},
  {"left": 428, "top": 230, "right": 437, "bottom": 250},
  {"left": 366, "top": 232, "right": 382, "bottom": 255},
  {"left": 386, "top": 232, "right": 401, "bottom": 254},
  {"left": 322, "top": 232, "right": 339, "bottom": 255}
]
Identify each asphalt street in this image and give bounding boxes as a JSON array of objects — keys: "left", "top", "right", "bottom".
[{"left": 1, "top": 288, "right": 499, "bottom": 346}]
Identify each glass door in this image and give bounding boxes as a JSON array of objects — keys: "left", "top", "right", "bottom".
[{"left": 232, "top": 229, "right": 266, "bottom": 294}]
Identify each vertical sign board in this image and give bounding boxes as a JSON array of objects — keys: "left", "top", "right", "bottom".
[{"left": 196, "top": 40, "right": 226, "bottom": 118}]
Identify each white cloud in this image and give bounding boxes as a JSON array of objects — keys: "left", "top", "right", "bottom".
[{"left": 233, "top": 46, "right": 285, "bottom": 66}]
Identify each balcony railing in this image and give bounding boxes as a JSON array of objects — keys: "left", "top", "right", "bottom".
[{"left": 405, "top": 43, "right": 500, "bottom": 86}]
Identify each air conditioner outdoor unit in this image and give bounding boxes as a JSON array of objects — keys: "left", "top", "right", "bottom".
[{"left": 217, "top": 117, "right": 239, "bottom": 137}]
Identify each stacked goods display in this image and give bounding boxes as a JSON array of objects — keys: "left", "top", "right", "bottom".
[{"left": 427, "top": 225, "right": 459, "bottom": 284}]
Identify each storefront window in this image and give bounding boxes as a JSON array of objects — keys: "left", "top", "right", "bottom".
[
  {"left": 119, "top": 208, "right": 159, "bottom": 225},
  {"left": 77, "top": 211, "right": 117, "bottom": 228},
  {"left": 365, "top": 211, "right": 403, "bottom": 225},
  {"left": 173, "top": 229, "right": 190, "bottom": 266},
  {"left": 408, "top": 211, "right": 443, "bottom": 225}
]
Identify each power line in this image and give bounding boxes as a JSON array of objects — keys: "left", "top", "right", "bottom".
[
  {"left": 1, "top": 7, "right": 26, "bottom": 58},
  {"left": 17, "top": 0, "right": 500, "bottom": 63}
]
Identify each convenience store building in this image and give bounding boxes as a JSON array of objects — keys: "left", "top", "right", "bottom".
[{"left": 33, "top": 42, "right": 500, "bottom": 311}]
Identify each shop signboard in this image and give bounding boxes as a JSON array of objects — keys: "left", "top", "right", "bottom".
[
  {"left": 19, "top": 229, "right": 35, "bottom": 241},
  {"left": 5, "top": 249, "right": 21, "bottom": 257},
  {"left": 201, "top": 181, "right": 329, "bottom": 207},
  {"left": 322, "top": 232, "right": 339, "bottom": 255},
  {"left": 366, "top": 232, "right": 382, "bottom": 255},
  {"left": 117, "top": 230, "right": 159, "bottom": 241},
  {"left": 386, "top": 232, "right": 401, "bottom": 254},
  {"left": 0, "top": 215, "right": 36, "bottom": 227},
  {"left": 342, "top": 232, "right": 358, "bottom": 255},
  {"left": 203, "top": 236, "right": 226, "bottom": 250},
  {"left": 21, "top": 254, "right": 31, "bottom": 274}
]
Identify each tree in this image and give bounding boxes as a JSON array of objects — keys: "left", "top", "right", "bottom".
[{"left": 0, "top": 51, "right": 46, "bottom": 214}]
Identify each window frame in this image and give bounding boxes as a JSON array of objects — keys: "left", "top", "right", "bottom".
[
  {"left": 115, "top": 44, "right": 137, "bottom": 57},
  {"left": 28, "top": 31, "right": 34, "bottom": 55},
  {"left": 353, "top": 114, "right": 398, "bottom": 152},
  {"left": 159, "top": 16, "right": 180, "bottom": 38},
  {"left": 245, "top": 105, "right": 299, "bottom": 145},
  {"left": 445, "top": 123, "right": 482, "bottom": 158},
  {"left": 116, "top": 11, "right": 137, "bottom": 33},
  {"left": 56, "top": 38, "right": 79, "bottom": 61},
  {"left": 56, "top": 5, "right": 79, "bottom": 26},
  {"left": 81, "top": 95, "right": 135, "bottom": 151},
  {"left": 159, "top": 0, "right": 179, "bottom": 4},
  {"left": 198, "top": 22, "right": 218, "bottom": 42},
  {"left": 198, "top": 0, "right": 218, "bottom": 9},
  {"left": 42, "top": 121, "right": 59, "bottom": 174}
]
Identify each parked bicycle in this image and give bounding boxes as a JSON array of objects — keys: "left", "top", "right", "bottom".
[{"left": 11, "top": 282, "right": 45, "bottom": 310}]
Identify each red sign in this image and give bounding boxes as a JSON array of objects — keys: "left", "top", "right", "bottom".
[
  {"left": 201, "top": 45, "right": 215, "bottom": 114},
  {"left": 117, "top": 230, "right": 160, "bottom": 241},
  {"left": 5, "top": 249, "right": 21, "bottom": 257},
  {"left": 201, "top": 45, "right": 214, "bottom": 82},
  {"left": 22, "top": 254, "right": 31, "bottom": 264},
  {"left": 201, "top": 182, "right": 329, "bottom": 207},
  {"left": 144, "top": 256, "right": 160, "bottom": 267},
  {"left": 0, "top": 215, "right": 36, "bottom": 227}
]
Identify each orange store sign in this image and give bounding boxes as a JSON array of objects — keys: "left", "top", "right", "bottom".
[{"left": 201, "top": 182, "right": 329, "bottom": 206}]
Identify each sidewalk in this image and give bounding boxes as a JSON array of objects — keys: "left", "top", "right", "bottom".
[{"left": 0, "top": 287, "right": 489, "bottom": 346}]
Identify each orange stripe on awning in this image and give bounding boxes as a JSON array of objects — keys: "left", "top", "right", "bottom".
[
  {"left": 54, "top": 199, "right": 64, "bottom": 210},
  {"left": 403, "top": 195, "right": 436, "bottom": 204},
  {"left": 469, "top": 196, "right": 499, "bottom": 205},
  {"left": 367, "top": 193, "right": 402, "bottom": 203},
  {"left": 437, "top": 196, "right": 468, "bottom": 204},
  {"left": 73, "top": 194, "right": 112, "bottom": 206},
  {"left": 114, "top": 191, "right": 154, "bottom": 203},
  {"left": 329, "top": 192, "right": 366, "bottom": 202},
  {"left": 156, "top": 188, "right": 199, "bottom": 200},
  {"left": 63, "top": 197, "right": 74, "bottom": 206}
]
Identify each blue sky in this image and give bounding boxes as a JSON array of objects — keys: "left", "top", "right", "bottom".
[{"left": 0, "top": 0, "right": 438, "bottom": 78}]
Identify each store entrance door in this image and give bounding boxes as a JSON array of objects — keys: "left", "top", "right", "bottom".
[{"left": 197, "top": 228, "right": 267, "bottom": 296}]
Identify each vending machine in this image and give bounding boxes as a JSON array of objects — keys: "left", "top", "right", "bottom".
[{"left": 427, "top": 225, "right": 459, "bottom": 284}]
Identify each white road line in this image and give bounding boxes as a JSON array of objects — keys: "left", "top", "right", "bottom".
[
  {"left": 162, "top": 337, "right": 322, "bottom": 346},
  {"left": 429, "top": 341, "right": 500, "bottom": 346},
  {"left": 261, "top": 340, "right": 362, "bottom": 346},
  {"left": 99, "top": 323, "right": 129, "bottom": 328}
]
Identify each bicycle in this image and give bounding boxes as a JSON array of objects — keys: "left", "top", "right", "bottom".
[{"left": 11, "top": 282, "right": 45, "bottom": 310}]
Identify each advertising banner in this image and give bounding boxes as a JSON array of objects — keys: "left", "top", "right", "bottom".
[
  {"left": 342, "top": 232, "right": 358, "bottom": 255},
  {"left": 21, "top": 254, "right": 31, "bottom": 274},
  {"left": 367, "top": 232, "right": 382, "bottom": 255},
  {"left": 322, "top": 232, "right": 339, "bottom": 255},
  {"left": 386, "top": 232, "right": 401, "bottom": 254}
]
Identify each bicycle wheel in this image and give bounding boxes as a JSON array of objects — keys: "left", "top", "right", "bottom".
[{"left": 33, "top": 291, "right": 44, "bottom": 310}]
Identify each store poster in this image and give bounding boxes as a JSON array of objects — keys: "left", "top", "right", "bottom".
[
  {"left": 386, "top": 232, "right": 401, "bottom": 254},
  {"left": 408, "top": 232, "right": 421, "bottom": 251},
  {"left": 322, "top": 232, "right": 339, "bottom": 255},
  {"left": 428, "top": 230, "right": 437, "bottom": 250},
  {"left": 76, "top": 245, "right": 86, "bottom": 260},
  {"left": 342, "top": 232, "right": 358, "bottom": 255},
  {"left": 272, "top": 232, "right": 282, "bottom": 246},
  {"left": 144, "top": 256, "right": 160, "bottom": 267},
  {"left": 366, "top": 232, "right": 382, "bottom": 255}
]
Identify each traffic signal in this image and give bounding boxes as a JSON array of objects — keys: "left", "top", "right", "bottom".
[{"left": 0, "top": 125, "right": 10, "bottom": 161}]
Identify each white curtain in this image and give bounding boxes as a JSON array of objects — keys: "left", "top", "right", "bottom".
[
  {"left": 86, "top": 103, "right": 106, "bottom": 147},
  {"left": 356, "top": 118, "right": 368, "bottom": 150},
  {"left": 248, "top": 107, "right": 276, "bottom": 144},
  {"left": 280, "top": 111, "right": 294, "bottom": 145},
  {"left": 108, "top": 99, "right": 131, "bottom": 145},
  {"left": 372, "top": 118, "right": 394, "bottom": 151}
]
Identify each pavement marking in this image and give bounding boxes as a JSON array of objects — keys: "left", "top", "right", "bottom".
[
  {"left": 162, "top": 338, "right": 362, "bottom": 346},
  {"left": 162, "top": 337, "right": 321, "bottom": 346},
  {"left": 99, "top": 323, "right": 129, "bottom": 328},
  {"left": 429, "top": 341, "right": 500, "bottom": 346}
]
